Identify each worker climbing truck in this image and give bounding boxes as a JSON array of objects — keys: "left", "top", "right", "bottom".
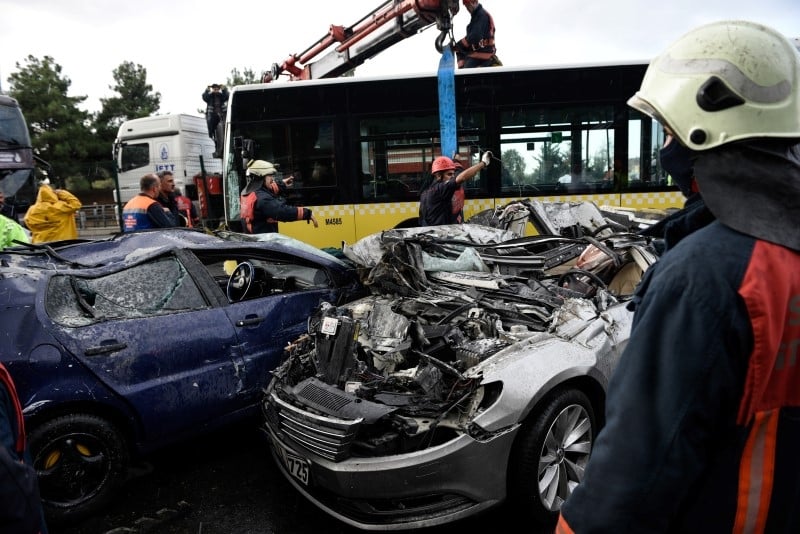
[{"left": 113, "top": 114, "right": 221, "bottom": 204}]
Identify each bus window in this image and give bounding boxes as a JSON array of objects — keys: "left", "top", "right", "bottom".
[
  {"left": 227, "top": 118, "right": 340, "bottom": 215},
  {"left": 500, "top": 105, "right": 616, "bottom": 195},
  {"left": 359, "top": 113, "right": 437, "bottom": 201},
  {"left": 358, "top": 112, "right": 488, "bottom": 202},
  {"left": 626, "top": 111, "right": 667, "bottom": 190}
]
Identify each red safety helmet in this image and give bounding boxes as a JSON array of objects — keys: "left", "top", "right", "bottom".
[{"left": 431, "top": 156, "right": 456, "bottom": 174}]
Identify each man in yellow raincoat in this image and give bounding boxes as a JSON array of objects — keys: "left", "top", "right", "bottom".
[{"left": 23, "top": 179, "right": 82, "bottom": 243}]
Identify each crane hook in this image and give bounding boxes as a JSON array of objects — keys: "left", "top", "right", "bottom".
[{"left": 435, "top": 30, "right": 450, "bottom": 54}]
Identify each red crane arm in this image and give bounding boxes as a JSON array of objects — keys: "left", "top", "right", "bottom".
[{"left": 263, "top": 0, "right": 458, "bottom": 82}]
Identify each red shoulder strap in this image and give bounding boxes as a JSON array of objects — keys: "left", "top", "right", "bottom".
[{"left": 0, "top": 363, "right": 26, "bottom": 455}]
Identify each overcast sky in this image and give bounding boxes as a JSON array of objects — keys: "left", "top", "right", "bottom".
[{"left": 1, "top": 0, "right": 798, "bottom": 116}]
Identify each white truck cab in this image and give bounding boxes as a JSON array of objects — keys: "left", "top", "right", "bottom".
[{"left": 113, "top": 114, "right": 221, "bottom": 203}]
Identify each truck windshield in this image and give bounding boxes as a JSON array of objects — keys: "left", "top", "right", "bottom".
[{"left": 119, "top": 142, "right": 149, "bottom": 172}]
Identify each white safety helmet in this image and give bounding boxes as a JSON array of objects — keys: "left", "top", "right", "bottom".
[
  {"left": 246, "top": 160, "right": 277, "bottom": 177},
  {"left": 628, "top": 20, "right": 800, "bottom": 150}
]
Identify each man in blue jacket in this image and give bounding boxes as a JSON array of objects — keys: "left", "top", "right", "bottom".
[{"left": 559, "top": 20, "right": 800, "bottom": 533}]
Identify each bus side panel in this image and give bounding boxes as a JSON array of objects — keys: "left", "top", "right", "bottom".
[
  {"left": 277, "top": 204, "right": 357, "bottom": 249},
  {"left": 621, "top": 190, "right": 684, "bottom": 211},
  {"left": 354, "top": 201, "right": 420, "bottom": 236}
]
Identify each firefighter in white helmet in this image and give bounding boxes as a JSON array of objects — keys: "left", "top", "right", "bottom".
[
  {"left": 558, "top": 20, "right": 800, "bottom": 533},
  {"left": 239, "top": 160, "right": 318, "bottom": 233}
]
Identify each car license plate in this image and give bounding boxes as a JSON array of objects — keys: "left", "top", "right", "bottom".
[{"left": 273, "top": 438, "right": 310, "bottom": 486}]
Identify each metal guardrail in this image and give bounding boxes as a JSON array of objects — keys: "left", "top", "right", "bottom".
[{"left": 75, "top": 204, "right": 119, "bottom": 230}]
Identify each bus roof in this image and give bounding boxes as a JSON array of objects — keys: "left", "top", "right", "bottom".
[{"left": 229, "top": 59, "right": 652, "bottom": 95}]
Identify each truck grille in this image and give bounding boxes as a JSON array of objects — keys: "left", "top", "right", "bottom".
[{"left": 266, "top": 390, "right": 362, "bottom": 462}]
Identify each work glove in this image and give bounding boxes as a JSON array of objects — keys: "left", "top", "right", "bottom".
[
  {"left": 303, "top": 208, "right": 313, "bottom": 222},
  {"left": 481, "top": 151, "right": 492, "bottom": 168}
]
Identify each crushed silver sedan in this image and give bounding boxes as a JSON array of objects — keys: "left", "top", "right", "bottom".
[{"left": 261, "top": 201, "right": 659, "bottom": 530}]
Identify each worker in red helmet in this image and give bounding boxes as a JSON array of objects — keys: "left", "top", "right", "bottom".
[{"left": 419, "top": 152, "right": 491, "bottom": 226}]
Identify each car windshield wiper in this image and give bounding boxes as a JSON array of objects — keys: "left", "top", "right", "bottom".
[{"left": 70, "top": 277, "right": 96, "bottom": 318}]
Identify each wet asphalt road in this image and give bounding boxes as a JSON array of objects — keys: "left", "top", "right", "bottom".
[{"left": 50, "top": 418, "right": 552, "bottom": 534}]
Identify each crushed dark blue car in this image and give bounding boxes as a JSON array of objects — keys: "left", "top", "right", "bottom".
[{"left": 0, "top": 228, "right": 363, "bottom": 524}]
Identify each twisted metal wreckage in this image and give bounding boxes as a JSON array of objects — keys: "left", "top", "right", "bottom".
[
  {"left": 266, "top": 200, "right": 660, "bottom": 455},
  {"left": 261, "top": 199, "right": 667, "bottom": 528}
]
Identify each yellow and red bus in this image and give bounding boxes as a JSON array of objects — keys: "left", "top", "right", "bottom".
[{"left": 219, "top": 61, "right": 682, "bottom": 249}]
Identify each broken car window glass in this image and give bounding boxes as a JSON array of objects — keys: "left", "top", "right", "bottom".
[{"left": 45, "top": 256, "right": 207, "bottom": 327}]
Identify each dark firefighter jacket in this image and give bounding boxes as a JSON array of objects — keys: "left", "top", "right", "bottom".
[
  {"left": 455, "top": 4, "right": 496, "bottom": 66},
  {"left": 242, "top": 181, "right": 311, "bottom": 234},
  {"left": 559, "top": 141, "right": 800, "bottom": 533},
  {"left": 202, "top": 87, "right": 229, "bottom": 123},
  {"left": 122, "top": 194, "right": 176, "bottom": 232},
  {"left": 157, "top": 192, "right": 185, "bottom": 227},
  {"left": 0, "top": 363, "right": 46, "bottom": 533},
  {"left": 419, "top": 178, "right": 461, "bottom": 226}
]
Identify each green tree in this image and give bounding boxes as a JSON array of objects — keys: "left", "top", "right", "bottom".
[
  {"left": 94, "top": 61, "right": 161, "bottom": 140},
  {"left": 536, "top": 142, "right": 568, "bottom": 183},
  {"left": 7, "top": 55, "right": 92, "bottom": 183},
  {"left": 89, "top": 61, "right": 161, "bottom": 186},
  {"left": 226, "top": 67, "right": 261, "bottom": 86},
  {"left": 590, "top": 147, "right": 611, "bottom": 181},
  {"left": 500, "top": 149, "right": 526, "bottom": 186}
]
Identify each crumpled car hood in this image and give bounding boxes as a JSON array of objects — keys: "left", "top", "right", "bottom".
[{"left": 266, "top": 200, "right": 659, "bottom": 458}]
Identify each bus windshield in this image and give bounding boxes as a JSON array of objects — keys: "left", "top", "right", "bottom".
[{"left": 221, "top": 63, "right": 679, "bottom": 249}]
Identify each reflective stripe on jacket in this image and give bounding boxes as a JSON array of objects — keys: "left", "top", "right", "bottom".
[
  {"left": 122, "top": 194, "right": 158, "bottom": 232},
  {"left": 560, "top": 220, "right": 800, "bottom": 533}
]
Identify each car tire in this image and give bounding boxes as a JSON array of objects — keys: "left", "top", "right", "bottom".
[
  {"left": 507, "top": 388, "right": 595, "bottom": 526},
  {"left": 28, "top": 413, "right": 129, "bottom": 525}
]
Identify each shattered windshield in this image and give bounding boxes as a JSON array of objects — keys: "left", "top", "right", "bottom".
[{"left": 46, "top": 256, "right": 208, "bottom": 327}]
